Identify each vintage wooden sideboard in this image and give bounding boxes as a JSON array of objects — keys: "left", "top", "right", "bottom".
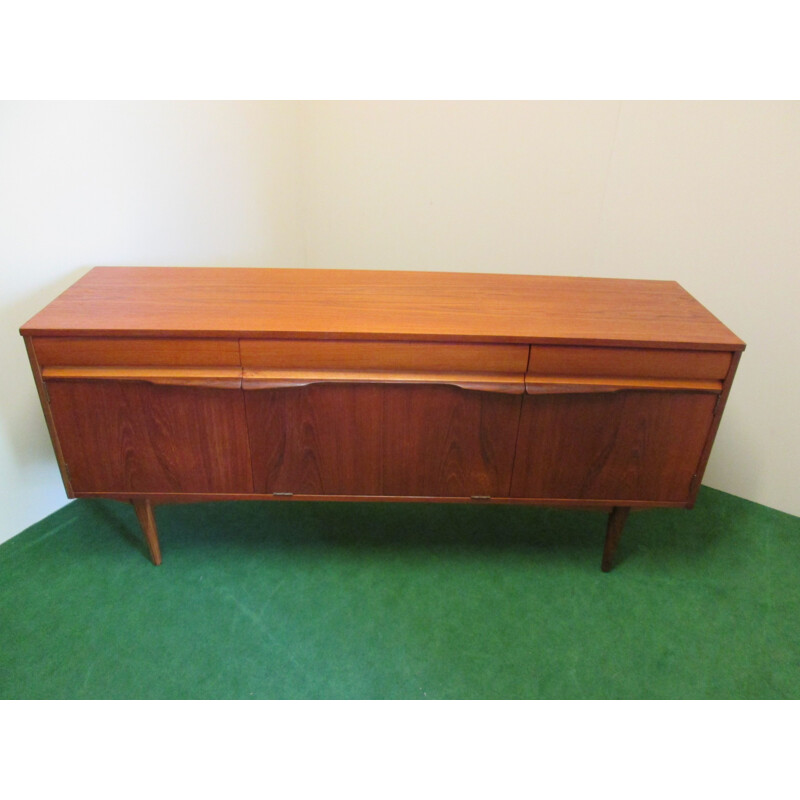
[{"left": 20, "top": 267, "right": 744, "bottom": 570}]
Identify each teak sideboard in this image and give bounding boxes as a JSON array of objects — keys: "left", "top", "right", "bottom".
[{"left": 20, "top": 267, "right": 745, "bottom": 571}]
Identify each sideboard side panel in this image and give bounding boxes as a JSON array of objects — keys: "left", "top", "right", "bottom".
[
  {"left": 23, "top": 336, "right": 74, "bottom": 497},
  {"left": 686, "top": 349, "right": 743, "bottom": 507}
]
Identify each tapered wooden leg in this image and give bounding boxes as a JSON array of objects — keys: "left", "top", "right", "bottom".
[
  {"left": 601, "top": 506, "right": 630, "bottom": 572},
  {"left": 132, "top": 499, "right": 162, "bottom": 566}
]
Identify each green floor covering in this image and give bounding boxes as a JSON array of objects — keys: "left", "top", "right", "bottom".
[{"left": 1, "top": 487, "right": 798, "bottom": 699}]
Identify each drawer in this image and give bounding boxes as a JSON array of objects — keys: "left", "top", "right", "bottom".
[
  {"left": 34, "top": 337, "right": 241, "bottom": 388},
  {"left": 525, "top": 345, "right": 730, "bottom": 394},
  {"left": 33, "top": 336, "right": 240, "bottom": 367},
  {"left": 241, "top": 339, "right": 528, "bottom": 372},
  {"left": 241, "top": 339, "right": 529, "bottom": 393}
]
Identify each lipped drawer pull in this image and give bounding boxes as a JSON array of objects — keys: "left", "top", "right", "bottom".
[
  {"left": 41, "top": 366, "right": 242, "bottom": 389},
  {"left": 242, "top": 368, "right": 524, "bottom": 394},
  {"left": 240, "top": 339, "right": 528, "bottom": 394},
  {"left": 525, "top": 375, "right": 723, "bottom": 394}
]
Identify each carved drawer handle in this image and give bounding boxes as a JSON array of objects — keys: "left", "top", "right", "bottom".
[
  {"left": 242, "top": 368, "right": 525, "bottom": 394},
  {"left": 41, "top": 366, "right": 242, "bottom": 389},
  {"left": 525, "top": 375, "right": 723, "bottom": 394}
]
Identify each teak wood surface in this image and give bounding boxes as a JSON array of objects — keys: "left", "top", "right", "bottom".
[
  {"left": 245, "top": 383, "right": 522, "bottom": 497},
  {"left": 20, "top": 266, "right": 746, "bottom": 571},
  {"left": 47, "top": 381, "right": 254, "bottom": 494},
  {"left": 510, "top": 391, "right": 717, "bottom": 502},
  {"left": 21, "top": 267, "right": 745, "bottom": 350}
]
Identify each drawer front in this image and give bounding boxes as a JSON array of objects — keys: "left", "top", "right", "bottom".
[
  {"left": 241, "top": 339, "right": 529, "bottom": 371},
  {"left": 35, "top": 337, "right": 241, "bottom": 387},
  {"left": 525, "top": 345, "right": 730, "bottom": 394},
  {"left": 241, "top": 339, "right": 529, "bottom": 394},
  {"left": 34, "top": 336, "right": 240, "bottom": 367}
]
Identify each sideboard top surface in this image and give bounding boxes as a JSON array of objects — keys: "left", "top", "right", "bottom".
[{"left": 20, "top": 267, "right": 745, "bottom": 351}]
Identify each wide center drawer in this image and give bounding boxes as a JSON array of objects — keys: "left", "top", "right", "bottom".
[{"left": 240, "top": 339, "right": 529, "bottom": 393}]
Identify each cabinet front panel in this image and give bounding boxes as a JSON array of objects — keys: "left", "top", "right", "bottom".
[
  {"left": 245, "top": 383, "right": 522, "bottom": 497},
  {"left": 510, "top": 391, "right": 716, "bottom": 502},
  {"left": 47, "top": 381, "right": 253, "bottom": 493}
]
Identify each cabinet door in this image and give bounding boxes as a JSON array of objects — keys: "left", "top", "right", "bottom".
[
  {"left": 244, "top": 383, "right": 522, "bottom": 497},
  {"left": 510, "top": 391, "right": 716, "bottom": 503},
  {"left": 47, "top": 381, "right": 254, "bottom": 494}
]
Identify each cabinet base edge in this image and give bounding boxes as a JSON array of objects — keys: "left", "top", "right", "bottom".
[{"left": 73, "top": 491, "right": 688, "bottom": 510}]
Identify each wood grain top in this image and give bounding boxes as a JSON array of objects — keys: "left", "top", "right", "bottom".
[{"left": 20, "top": 267, "right": 745, "bottom": 350}]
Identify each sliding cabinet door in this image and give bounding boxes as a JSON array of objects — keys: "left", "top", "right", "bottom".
[
  {"left": 510, "top": 390, "right": 716, "bottom": 503},
  {"left": 47, "top": 380, "right": 254, "bottom": 494},
  {"left": 244, "top": 382, "right": 521, "bottom": 498}
]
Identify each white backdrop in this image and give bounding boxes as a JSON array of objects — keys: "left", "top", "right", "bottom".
[{"left": 1, "top": 102, "right": 304, "bottom": 542}]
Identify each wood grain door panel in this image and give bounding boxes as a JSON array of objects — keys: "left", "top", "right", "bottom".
[
  {"left": 47, "top": 381, "right": 253, "bottom": 493},
  {"left": 245, "top": 383, "right": 522, "bottom": 497},
  {"left": 510, "top": 391, "right": 716, "bottom": 502}
]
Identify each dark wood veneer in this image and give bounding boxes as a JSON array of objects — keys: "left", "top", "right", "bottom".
[
  {"left": 510, "top": 391, "right": 717, "bottom": 502},
  {"left": 245, "top": 383, "right": 522, "bottom": 497},
  {"left": 47, "top": 381, "right": 253, "bottom": 494}
]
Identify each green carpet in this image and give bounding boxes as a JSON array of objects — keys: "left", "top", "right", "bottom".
[{"left": 1, "top": 487, "right": 798, "bottom": 699}]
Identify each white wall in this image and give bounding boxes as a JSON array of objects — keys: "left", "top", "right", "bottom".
[
  {"left": 0, "top": 101, "right": 303, "bottom": 542},
  {"left": 2, "top": 101, "right": 798, "bottom": 544},
  {"left": 300, "top": 101, "right": 800, "bottom": 516}
]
